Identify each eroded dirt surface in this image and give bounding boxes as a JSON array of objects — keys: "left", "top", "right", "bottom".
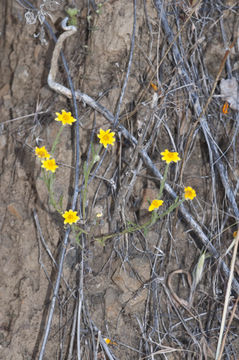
[{"left": 1, "top": 0, "right": 239, "bottom": 359}]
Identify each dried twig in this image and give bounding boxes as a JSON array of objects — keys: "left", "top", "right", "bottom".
[{"left": 215, "top": 230, "right": 239, "bottom": 359}]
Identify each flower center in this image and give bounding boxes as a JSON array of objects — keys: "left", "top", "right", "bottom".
[
  {"left": 63, "top": 114, "right": 69, "bottom": 122},
  {"left": 103, "top": 134, "right": 110, "bottom": 142}
]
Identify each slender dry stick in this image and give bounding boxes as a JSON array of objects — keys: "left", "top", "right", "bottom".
[
  {"left": 77, "top": 244, "right": 84, "bottom": 360},
  {"left": 67, "top": 303, "right": 78, "bottom": 360},
  {"left": 217, "top": 296, "right": 239, "bottom": 360},
  {"left": 2, "top": 111, "right": 48, "bottom": 125},
  {"left": 215, "top": 230, "right": 239, "bottom": 359}
]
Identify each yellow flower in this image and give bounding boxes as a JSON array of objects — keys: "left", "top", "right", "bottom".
[
  {"left": 62, "top": 209, "right": 80, "bottom": 225},
  {"left": 97, "top": 128, "right": 115, "bottom": 148},
  {"left": 184, "top": 186, "right": 196, "bottom": 200},
  {"left": 41, "top": 158, "right": 58, "bottom": 173},
  {"left": 103, "top": 338, "right": 117, "bottom": 345},
  {"left": 55, "top": 110, "right": 76, "bottom": 125},
  {"left": 96, "top": 212, "right": 103, "bottom": 218},
  {"left": 35, "top": 146, "right": 51, "bottom": 159},
  {"left": 148, "top": 199, "right": 164, "bottom": 212},
  {"left": 161, "top": 149, "right": 181, "bottom": 164},
  {"left": 233, "top": 231, "right": 238, "bottom": 238}
]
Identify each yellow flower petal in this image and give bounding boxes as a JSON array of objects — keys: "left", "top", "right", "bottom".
[
  {"left": 148, "top": 199, "right": 164, "bottom": 212},
  {"left": 97, "top": 128, "right": 115, "bottom": 148},
  {"left": 35, "top": 146, "right": 51, "bottom": 159},
  {"left": 160, "top": 149, "right": 181, "bottom": 164},
  {"left": 103, "top": 338, "right": 117, "bottom": 345},
  {"left": 62, "top": 209, "right": 80, "bottom": 225},
  {"left": 41, "top": 158, "right": 58, "bottom": 173},
  {"left": 184, "top": 186, "right": 196, "bottom": 200},
  {"left": 55, "top": 110, "right": 76, "bottom": 126}
]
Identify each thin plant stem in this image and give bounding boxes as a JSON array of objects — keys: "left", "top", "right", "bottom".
[
  {"left": 158, "top": 163, "right": 169, "bottom": 199},
  {"left": 51, "top": 124, "right": 64, "bottom": 154},
  {"left": 151, "top": 163, "right": 170, "bottom": 225},
  {"left": 82, "top": 145, "right": 100, "bottom": 220},
  {"left": 215, "top": 230, "right": 239, "bottom": 359}
]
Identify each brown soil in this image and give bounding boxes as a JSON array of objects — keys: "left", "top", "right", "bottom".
[{"left": 0, "top": 0, "right": 239, "bottom": 359}]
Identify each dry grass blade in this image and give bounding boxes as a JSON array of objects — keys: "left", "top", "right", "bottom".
[
  {"left": 142, "top": 345, "right": 187, "bottom": 358},
  {"left": 215, "top": 230, "right": 239, "bottom": 359}
]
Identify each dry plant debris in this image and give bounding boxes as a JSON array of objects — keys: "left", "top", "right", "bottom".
[{"left": 1, "top": 0, "right": 239, "bottom": 359}]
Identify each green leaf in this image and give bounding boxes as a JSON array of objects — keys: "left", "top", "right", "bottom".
[
  {"left": 66, "top": 8, "right": 78, "bottom": 17},
  {"left": 59, "top": 194, "right": 64, "bottom": 210}
]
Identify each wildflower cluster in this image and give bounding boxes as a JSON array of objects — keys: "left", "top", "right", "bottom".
[
  {"left": 35, "top": 114, "right": 196, "bottom": 234},
  {"left": 34, "top": 113, "right": 117, "bottom": 226},
  {"left": 148, "top": 149, "right": 196, "bottom": 213},
  {"left": 34, "top": 110, "right": 81, "bottom": 225},
  {"left": 35, "top": 146, "right": 59, "bottom": 173},
  {"left": 35, "top": 111, "right": 77, "bottom": 173}
]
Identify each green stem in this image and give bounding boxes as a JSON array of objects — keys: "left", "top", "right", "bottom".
[
  {"left": 82, "top": 169, "right": 89, "bottom": 221},
  {"left": 48, "top": 173, "right": 62, "bottom": 213},
  {"left": 51, "top": 125, "right": 64, "bottom": 154},
  {"left": 42, "top": 171, "right": 61, "bottom": 213},
  {"left": 158, "top": 163, "right": 170, "bottom": 199},
  {"left": 150, "top": 163, "right": 170, "bottom": 225},
  {"left": 155, "top": 198, "right": 184, "bottom": 222},
  {"left": 95, "top": 198, "right": 185, "bottom": 244},
  {"left": 82, "top": 145, "right": 100, "bottom": 220}
]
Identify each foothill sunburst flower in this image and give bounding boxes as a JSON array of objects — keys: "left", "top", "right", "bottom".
[
  {"left": 97, "top": 128, "right": 115, "bottom": 148},
  {"left": 35, "top": 146, "right": 51, "bottom": 159},
  {"left": 161, "top": 149, "right": 181, "bottom": 164},
  {"left": 62, "top": 209, "right": 80, "bottom": 225},
  {"left": 41, "top": 158, "right": 58, "bottom": 173},
  {"left": 104, "top": 338, "right": 117, "bottom": 345},
  {"left": 148, "top": 199, "right": 164, "bottom": 212},
  {"left": 55, "top": 110, "right": 76, "bottom": 126},
  {"left": 184, "top": 186, "right": 196, "bottom": 200}
]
